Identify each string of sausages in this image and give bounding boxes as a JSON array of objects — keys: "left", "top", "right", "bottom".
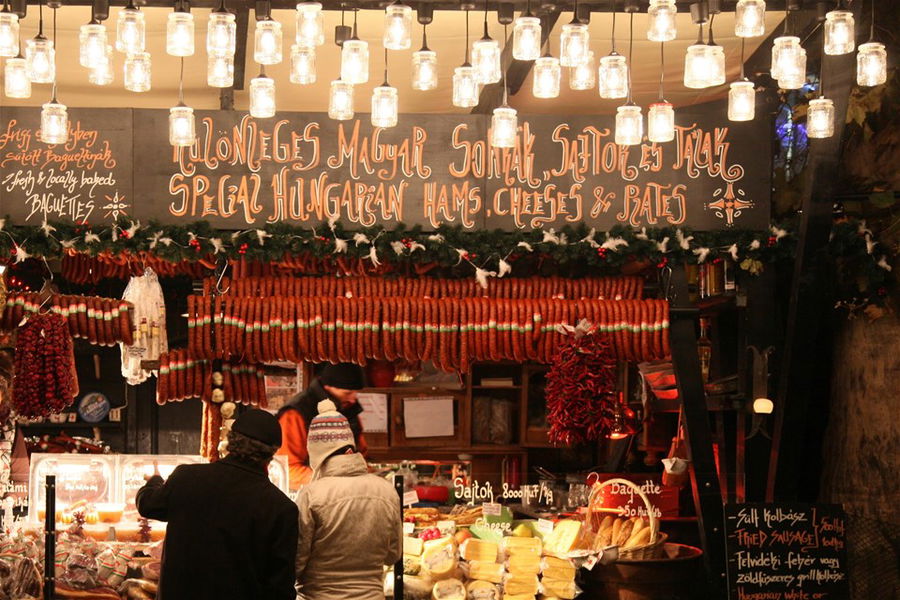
[
  {"left": 61, "top": 252, "right": 213, "bottom": 284},
  {"left": 1, "top": 292, "right": 135, "bottom": 346},
  {"left": 186, "top": 295, "right": 670, "bottom": 370},
  {"left": 201, "top": 275, "right": 644, "bottom": 300},
  {"left": 229, "top": 256, "right": 390, "bottom": 279},
  {"left": 155, "top": 348, "right": 267, "bottom": 408}
]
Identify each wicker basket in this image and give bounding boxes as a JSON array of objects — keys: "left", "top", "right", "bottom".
[{"left": 587, "top": 478, "right": 667, "bottom": 560}]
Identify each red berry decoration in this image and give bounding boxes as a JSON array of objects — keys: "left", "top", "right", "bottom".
[{"left": 12, "top": 313, "right": 77, "bottom": 418}]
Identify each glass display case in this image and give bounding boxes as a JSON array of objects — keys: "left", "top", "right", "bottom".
[{"left": 27, "top": 454, "right": 291, "bottom": 539}]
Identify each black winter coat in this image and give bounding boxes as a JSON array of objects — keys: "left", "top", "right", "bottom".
[{"left": 136, "top": 455, "right": 299, "bottom": 600}]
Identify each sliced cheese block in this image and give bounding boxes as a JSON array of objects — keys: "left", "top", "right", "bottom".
[
  {"left": 543, "top": 520, "right": 583, "bottom": 556},
  {"left": 462, "top": 538, "right": 500, "bottom": 563},
  {"left": 540, "top": 578, "right": 577, "bottom": 599},
  {"left": 506, "top": 558, "right": 542, "bottom": 576},
  {"left": 502, "top": 536, "right": 542, "bottom": 555},
  {"left": 405, "top": 536, "right": 425, "bottom": 556},
  {"left": 468, "top": 561, "right": 505, "bottom": 584},
  {"left": 540, "top": 565, "right": 576, "bottom": 581},
  {"left": 422, "top": 538, "right": 459, "bottom": 580},
  {"left": 504, "top": 575, "right": 540, "bottom": 596},
  {"left": 541, "top": 556, "right": 574, "bottom": 571},
  {"left": 432, "top": 577, "right": 466, "bottom": 600},
  {"left": 503, "top": 595, "right": 537, "bottom": 600},
  {"left": 466, "top": 580, "right": 501, "bottom": 600}
]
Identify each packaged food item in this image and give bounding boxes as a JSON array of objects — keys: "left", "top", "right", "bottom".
[
  {"left": 540, "top": 578, "right": 578, "bottom": 599},
  {"left": 506, "top": 552, "right": 541, "bottom": 576},
  {"left": 421, "top": 537, "right": 458, "bottom": 580},
  {"left": 542, "top": 520, "right": 584, "bottom": 556},
  {"left": 467, "top": 561, "right": 504, "bottom": 584},
  {"left": 404, "top": 555, "right": 423, "bottom": 575},
  {"left": 461, "top": 538, "right": 499, "bottom": 563},
  {"left": 540, "top": 556, "right": 575, "bottom": 582},
  {"left": 432, "top": 577, "right": 466, "bottom": 600},
  {"left": 503, "top": 574, "right": 539, "bottom": 596},
  {"left": 466, "top": 580, "right": 500, "bottom": 600},
  {"left": 404, "top": 574, "right": 435, "bottom": 600}
]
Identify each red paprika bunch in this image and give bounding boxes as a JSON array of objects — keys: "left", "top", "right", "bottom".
[
  {"left": 545, "top": 329, "right": 618, "bottom": 445},
  {"left": 13, "top": 312, "right": 77, "bottom": 418}
]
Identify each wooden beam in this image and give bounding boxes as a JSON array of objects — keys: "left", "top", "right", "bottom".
[
  {"left": 23, "top": 0, "right": 801, "bottom": 11},
  {"left": 233, "top": 3, "right": 250, "bottom": 91},
  {"left": 668, "top": 264, "right": 728, "bottom": 597},
  {"left": 472, "top": 10, "right": 561, "bottom": 114},
  {"left": 766, "top": 4, "right": 862, "bottom": 502}
]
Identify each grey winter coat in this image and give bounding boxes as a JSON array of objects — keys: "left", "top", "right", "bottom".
[{"left": 295, "top": 452, "right": 402, "bottom": 600}]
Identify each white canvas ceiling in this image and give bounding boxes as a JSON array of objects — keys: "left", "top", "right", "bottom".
[{"left": 1, "top": 6, "right": 783, "bottom": 114}]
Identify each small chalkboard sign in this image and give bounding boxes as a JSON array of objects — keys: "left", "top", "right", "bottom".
[{"left": 725, "top": 503, "right": 849, "bottom": 600}]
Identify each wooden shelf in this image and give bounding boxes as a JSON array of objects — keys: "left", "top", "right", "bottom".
[
  {"left": 21, "top": 422, "right": 124, "bottom": 430},
  {"left": 472, "top": 385, "right": 522, "bottom": 391}
]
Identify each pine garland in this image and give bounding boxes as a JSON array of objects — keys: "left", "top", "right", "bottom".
[{"left": 0, "top": 217, "right": 893, "bottom": 309}]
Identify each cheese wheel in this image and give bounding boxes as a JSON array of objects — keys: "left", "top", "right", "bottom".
[
  {"left": 466, "top": 580, "right": 500, "bottom": 600},
  {"left": 432, "top": 578, "right": 466, "bottom": 600},
  {"left": 422, "top": 538, "right": 459, "bottom": 580}
]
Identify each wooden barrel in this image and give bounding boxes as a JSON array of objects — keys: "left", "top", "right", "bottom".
[{"left": 584, "top": 543, "right": 705, "bottom": 600}]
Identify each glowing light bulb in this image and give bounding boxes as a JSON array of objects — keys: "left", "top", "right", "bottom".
[
  {"left": 341, "top": 38, "right": 369, "bottom": 84},
  {"left": 254, "top": 19, "right": 283, "bottom": 65},
  {"left": 4, "top": 57, "right": 30, "bottom": 98},
  {"left": 249, "top": 74, "right": 276, "bottom": 118},
  {"left": 452, "top": 64, "right": 479, "bottom": 107},
  {"left": 647, "top": 0, "right": 677, "bottom": 42},
  {"left": 569, "top": 50, "right": 596, "bottom": 91},
  {"left": 472, "top": 36, "right": 501, "bottom": 84},
  {"left": 684, "top": 43, "right": 712, "bottom": 89},
  {"left": 169, "top": 105, "right": 196, "bottom": 146},
  {"left": 857, "top": 42, "right": 887, "bottom": 87},
  {"left": 116, "top": 7, "right": 145, "bottom": 54},
  {"left": 25, "top": 36, "right": 54, "bottom": 84},
  {"left": 728, "top": 80, "right": 755, "bottom": 121},
  {"left": 491, "top": 106, "right": 518, "bottom": 148},
  {"left": 412, "top": 49, "right": 438, "bottom": 91},
  {"left": 40, "top": 102, "right": 68, "bottom": 145},
  {"left": 296, "top": 2, "right": 324, "bottom": 46},
  {"left": 371, "top": 84, "right": 399, "bottom": 128},
  {"left": 598, "top": 53, "right": 628, "bottom": 98},
  {"left": 533, "top": 55, "right": 560, "bottom": 99},
  {"left": 735, "top": 0, "right": 766, "bottom": 38},
  {"left": 560, "top": 21, "right": 589, "bottom": 67},
  {"left": 207, "top": 11, "right": 236, "bottom": 57},
  {"left": 648, "top": 101, "right": 674, "bottom": 143},
  {"left": 124, "top": 51, "right": 151, "bottom": 92},
  {"left": 512, "top": 15, "right": 541, "bottom": 61},
  {"left": 383, "top": 4, "right": 412, "bottom": 50},
  {"left": 89, "top": 45, "right": 114, "bottom": 85},
  {"left": 615, "top": 105, "right": 643, "bottom": 146},
  {"left": 807, "top": 97, "right": 834, "bottom": 139},
  {"left": 771, "top": 35, "right": 807, "bottom": 88},
  {"left": 80, "top": 23, "right": 108, "bottom": 68},
  {"left": 707, "top": 44, "right": 726, "bottom": 87},
  {"left": 0, "top": 11, "right": 18, "bottom": 57},
  {"left": 166, "top": 11, "right": 194, "bottom": 57},
  {"left": 290, "top": 44, "right": 316, "bottom": 84},
  {"left": 824, "top": 10, "right": 854, "bottom": 56},
  {"left": 328, "top": 79, "right": 354, "bottom": 120},
  {"left": 207, "top": 55, "right": 234, "bottom": 87}
]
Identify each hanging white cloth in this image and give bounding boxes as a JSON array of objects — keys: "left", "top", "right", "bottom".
[{"left": 120, "top": 268, "right": 168, "bottom": 385}]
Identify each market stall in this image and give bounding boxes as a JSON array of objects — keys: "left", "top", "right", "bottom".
[{"left": 0, "top": 0, "right": 890, "bottom": 598}]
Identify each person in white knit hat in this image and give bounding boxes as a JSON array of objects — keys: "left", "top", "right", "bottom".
[{"left": 294, "top": 399, "right": 402, "bottom": 600}]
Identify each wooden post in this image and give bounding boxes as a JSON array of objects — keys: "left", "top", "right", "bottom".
[
  {"left": 668, "top": 264, "right": 728, "bottom": 597},
  {"left": 766, "top": 4, "right": 861, "bottom": 502}
]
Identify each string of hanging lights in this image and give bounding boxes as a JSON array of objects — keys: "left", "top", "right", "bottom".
[
  {"left": 0, "top": 0, "right": 889, "bottom": 148},
  {"left": 39, "top": 3, "right": 66, "bottom": 145}
]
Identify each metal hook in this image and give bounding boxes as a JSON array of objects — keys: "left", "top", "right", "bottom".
[{"left": 215, "top": 260, "right": 230, "bottom": 295}]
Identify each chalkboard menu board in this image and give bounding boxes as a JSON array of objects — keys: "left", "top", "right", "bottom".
[
  {"left": 0, "top": 107, "right": 133, "bottom": 225},
  {"left": 1, "top": 105, "right": 770, "bottom": 231},
  {"left": 725, "top": 503, "right": 850, "bottom": 600}
]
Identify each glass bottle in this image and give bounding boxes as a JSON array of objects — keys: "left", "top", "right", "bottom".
[{"left": 697, "top": 317, "right": 712, "bottom": 384}]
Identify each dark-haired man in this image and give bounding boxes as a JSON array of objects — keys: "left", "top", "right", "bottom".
[
  {"left": 277, "top": 362, "right": 369, "bottom": 488},
  {"left": 137, "top": 409, "right": 298, "bottom": 600}
]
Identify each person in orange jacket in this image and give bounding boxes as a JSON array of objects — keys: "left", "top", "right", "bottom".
[{"left": 276, "top": 363, "right": 368, "bottom": 488}]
